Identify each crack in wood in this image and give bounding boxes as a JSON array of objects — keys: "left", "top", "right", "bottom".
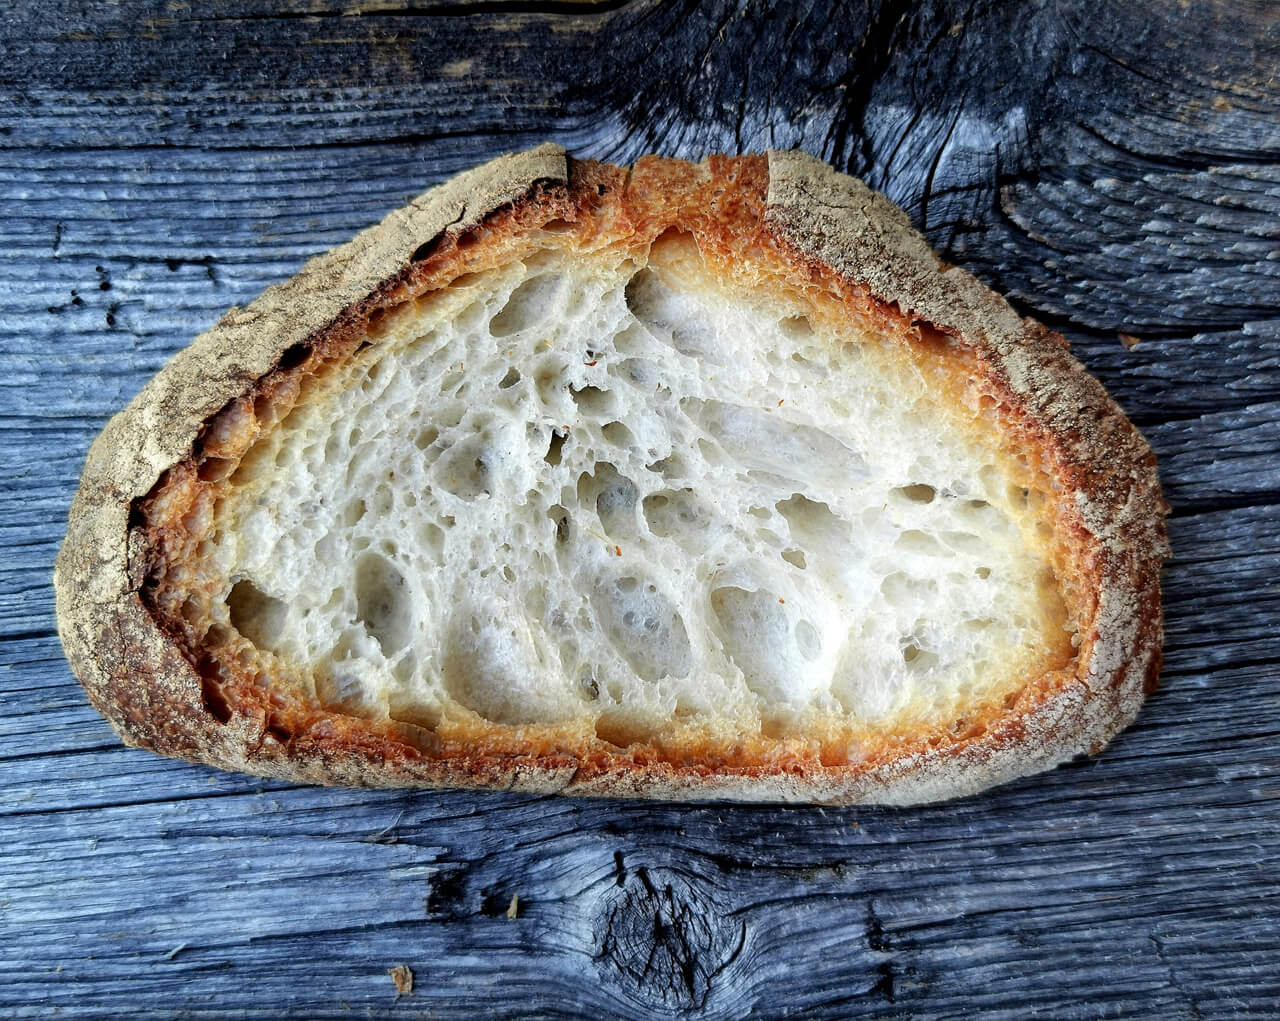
[{"left": 596, "top": 864, "right": 743, "bottom": 1012}]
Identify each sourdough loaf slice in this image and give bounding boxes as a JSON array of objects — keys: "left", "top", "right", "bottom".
[{"left": 54, "top": 145, "right": 1168, "bottom": 804}]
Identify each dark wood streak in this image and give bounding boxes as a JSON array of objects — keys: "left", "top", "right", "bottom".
[{"left": 2, "top": 0, "right": 1278, "bottom": 1016}]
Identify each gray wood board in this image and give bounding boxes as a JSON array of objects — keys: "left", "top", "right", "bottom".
[{"left": 2, "top": 0, "right": 1278, "bottom": 1016}]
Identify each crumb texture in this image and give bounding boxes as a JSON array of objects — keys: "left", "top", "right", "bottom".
[{"left": 185, "top": 232, "right": 1073, "bottom": 754}]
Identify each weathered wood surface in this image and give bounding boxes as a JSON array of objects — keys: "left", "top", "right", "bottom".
[{"left": 2, "top": 1, "right": 1278, "bottom": 1016}]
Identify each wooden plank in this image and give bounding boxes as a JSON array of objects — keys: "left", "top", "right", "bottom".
[
  {"left": 1068, "top": 321, "right": 1280, "bottom": 424},
  {"left": 1, "top": 0, "right": 1277, "bottom": 1016},
  {"left": 1150, "top": 407, "right": 1280, "bottom": 513},
  {"left": 2, "top": 760, "right": 1276, "bottom": 1018}
]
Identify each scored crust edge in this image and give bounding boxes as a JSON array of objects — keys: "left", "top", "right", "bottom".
[{"left": 54, "top": 143, "right": 1169, "bottom": 805}]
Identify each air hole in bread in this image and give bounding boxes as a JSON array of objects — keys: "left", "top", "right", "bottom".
[
  {"left": 775, "top": 493, "right": 847, "bottom": 548},
  {"left": 414, "top": 426, "right": 438, "bottom": 451},
  {"left": 201, "top": 677, "right": 232, "bottom": 723},
  {"left": 389, "top": 689, "right": 440, "bottom": 730},
  {"left": 626, "top": 267, "right": 725, "bottom": 364},
  {"left": 198, "top": 457, "right": 236, "bottom": 483},
  {"left": 592, "top": 575, "right": 693, "bottom": 682},
  {"left": 354, "top": 552, "right": 411, "bottom": 658},
  {"left": 179, "top": 597, "right": 203, "bottom": 625},
  {"left": 594, "top": 712, "right": 655, "bottom": 749},
  {"left": 615, "top": 356, "right": 660, "bottom": 388},
  {"left": 780, "top": 314, "right": 813, "bottom": 340},
  {"left": 277, "top": 343, "right": 310, "bottom": 371},
  {"left": 642, "top": 489, "right": 710, "bottom": 543},
  {"left": 438, "top": 441, "right": 490, "bottom": 500},
  {"left": 627, "top": 234, "right": 733, "bottom": 363},
  {"left": 579, "top": 463, "right": 638, "bottom": 540},
  {"left": 489, "top": 272, "right": 563, "bottom": 337},
  {"left": 931, "top": 531, "right": 974, "bottom": 556},
  {"left": 711, "top": 585, "right": 819, "bottom": 707},
  {"left": 442, "top": 612, "right": 572, "bottom": 726},
  {"left": 546, "top": 504, "right": 570, "bottom": 544},
  {"left": 392, "top": 650, "right": 417, "bottom": 685},
  {"left": 691, "top": 399, "right": 868, "bottom": 489},
  {"left": 341, "top": 498, "right": 366, "bottom": 528},
  {"left": 601, "top": 421, "right": 632, "bottom": 448},
  {"left": 410, "top": 235, "right": 445, "bottom": 263},
  {"left": 894, "top": 484, "right": 936, "bottom": 504},
  {"left": 569, "top": 383, "right": 613, "bottom": 415},
  {"left": 795, "top": 619, "right": 822, "bottom": 661},
  {"left": 543, "top": 428, "right": 567, "bottom": 466},
  {"left": 227, "top": 580, "right": 286, "bottom": 651}
]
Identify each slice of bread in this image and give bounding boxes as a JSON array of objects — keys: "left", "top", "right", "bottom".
[{"left": 55, "top": 145, "right": 1168, "bottom": 804}]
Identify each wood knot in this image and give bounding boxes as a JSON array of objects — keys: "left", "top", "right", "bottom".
[{"left": 595, "top": 862, "right": 745, "bottom": 1014}]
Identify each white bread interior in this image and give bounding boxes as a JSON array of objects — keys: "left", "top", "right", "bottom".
[{"left": 196, "top": 231, "right": 1072, "bottom": 758}]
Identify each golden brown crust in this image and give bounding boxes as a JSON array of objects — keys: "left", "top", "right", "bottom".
[{"left": 54, "top": 144, "right": 1168, "bottom": 804}]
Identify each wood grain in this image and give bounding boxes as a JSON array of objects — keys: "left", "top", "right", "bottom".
[{"left": 2, "top": 0, "right": 1277, "bottom": 1016}]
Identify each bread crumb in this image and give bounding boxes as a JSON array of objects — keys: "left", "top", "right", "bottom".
[
  {"left": 506, "top": 894, "right": 519, "bottom": 919},
  {"left": 67, "top": 147, "right": 1172, "bottom": 813},
  {"left": 388, "top": 964, "right": 413, "bottom": 996},
  {"left": 1118, "top": 333, "right": 1141, "bottom": 350}
]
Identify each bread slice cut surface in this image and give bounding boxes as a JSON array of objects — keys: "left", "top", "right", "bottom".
[{"left": 55, "top": 146, "right": 1168, "bottom": 803}]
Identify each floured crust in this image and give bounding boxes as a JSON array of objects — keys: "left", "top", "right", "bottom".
[{"left": 54, "top": 145, "right": 1168, "bottom": 805}]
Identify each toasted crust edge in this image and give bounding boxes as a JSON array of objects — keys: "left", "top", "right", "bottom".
[{"left": 54, "top": 144, "right": 1168, "bottom": 805}]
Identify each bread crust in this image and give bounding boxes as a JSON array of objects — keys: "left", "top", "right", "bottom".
[{"left": 54, "top": 144, "right": 1168, "bottom": 804}]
